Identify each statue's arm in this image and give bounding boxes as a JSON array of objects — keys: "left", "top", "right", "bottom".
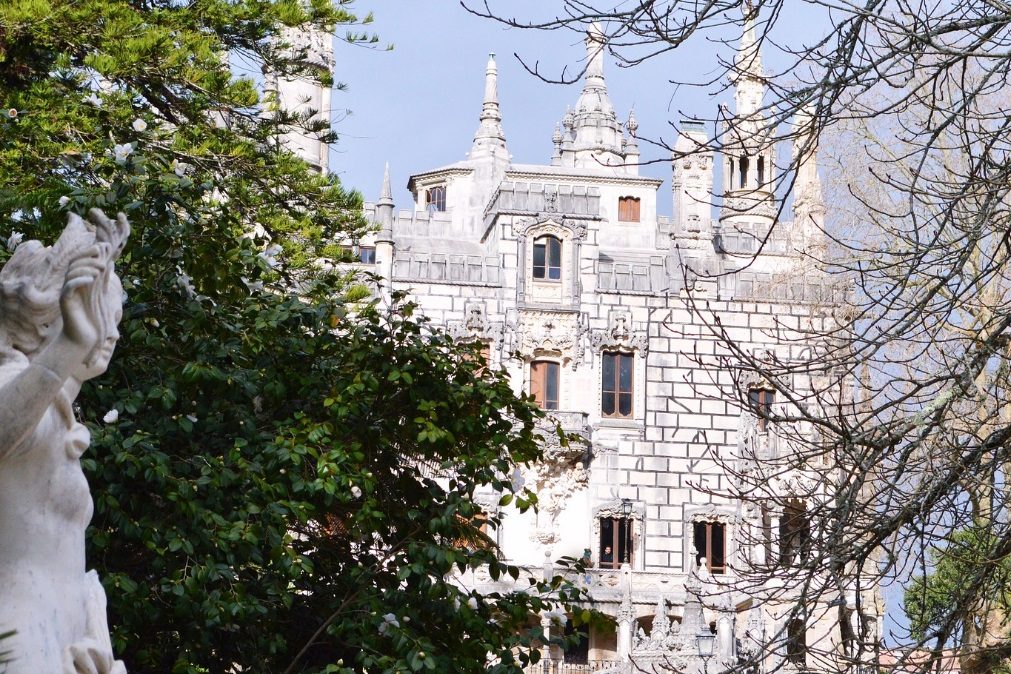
[
  {"left": 0, "top": 341, "right": 89, "bottom": 460},
  {"left": 0, "top": 240, "right": 108, "bottom": 461}
]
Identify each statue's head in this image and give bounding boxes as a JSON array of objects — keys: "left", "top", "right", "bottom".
[{"left": 0, "top": 210, "right": 129, "bottom": 378}]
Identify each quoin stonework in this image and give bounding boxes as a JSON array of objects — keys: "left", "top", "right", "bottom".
[{"left": 287, "top": 17, "right": 882, "bottom": 674}]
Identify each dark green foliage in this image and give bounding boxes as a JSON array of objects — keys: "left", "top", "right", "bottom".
[{"left": 0, "top": 1, "right": 591, "bottom": 672}]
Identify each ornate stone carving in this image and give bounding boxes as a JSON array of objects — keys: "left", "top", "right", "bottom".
[
  {"left": 0, "top": 210, "right": 130, "bottom": 674},
  {"left": 516, "top": 310, "right": 586, "bottom": 367},
  {"left": 527, "top": 419, "right": 590, "bottom": 545},
  {"left": 590, "top": 310, "right": 648, "bottom": 353},
  {"left": 448, "top": 301, "right": 503, "bottom": 343},
  {"left": 514, "top": 216, "right": 588, "bottom": 243}
]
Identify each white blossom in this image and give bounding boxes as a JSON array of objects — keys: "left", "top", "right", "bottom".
[
  {"left": 113, "top": 142, "right": 133, "bottom": 164},
  {"left": 171, "top": 159, "right": 189, "bottom": 177},
  {"left": 58, "top": 196, "right": 71, "bottom": 208},
  {"left": 466, "top": 597, "right": 478, "bottom": 610},
  {"left": 185, "top": 414, "right": 198, "bottom": 424},
  {"left": 259, "top": 244, "right": 282, "bottom": 269},
  {"left": 83, "top": 93, "right": 102, "bottom": 107},
  {"left": 6, "top": 231, "right": 24, "bottom": 252},
  {"left": 510, "top": 467, "right": 525, "bottom": 492},
  {"left": 351, "top": 485, "right": 362, "bottom": 499},
  {"left": 452, "top": 597, "right": 461, "bottom": 611},
  {"left": 241, "top": 277, "right": 264, "bottom": 293},
  {"left": 176, "top": 270, "right": 196, "bottom": 298},
  {"left": 544, "top": 608, "right": 567, "bottom": 625},
  {"left": 131, "top": 118, "right": 148, "bottom": 132},
  {"left": 102, "top": 409, "right": 119, "bottom": 424},
  {"left": 377, "top": 612, "right": 400, "bottom": 635}
]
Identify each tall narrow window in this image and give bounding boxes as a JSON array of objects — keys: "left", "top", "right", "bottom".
[
  {"left": 757, "top": 156, "right": 766, "bottom": 186},
  {"left": 602, "top": 351, "right": 634, "bottom": 418},
  {"left": 749, "top": 387, "right": 776, "bottom": 431},
  {"left": 599, "top": 516, "right": 633, "bottom": 568},
  {"left": 530, "top": 361, "right": 560, "bottom": 410},
  {"left": 425, "top": 185, "right": 446, "bottom": 212},
  {"left": 618, "top": 196, "right": 641, "bottom": 222},
  {"left": 693, "top": 521, "right": 726, "bottom": 574},
  {"left": 532, "top": 235, "right": 562, "bottom": 281},
  {"left": 780, "top": 501, "right": 811, "bottom": 567},
  {"left": 739, "top": 155, "right": 750, "bottom": 188},
  {"left": 786, "top": 619, "right": 807, "bottom": 666}
]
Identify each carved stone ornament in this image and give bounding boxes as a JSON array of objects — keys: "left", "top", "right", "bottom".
[
  {"left": 513, "top": 216, "right": 588, "bottom": 243},
  {"left": 448, "top": 302, "right": 502, "bottom": 343},
  {"left": 516, "top": 310, "right": 586, "bottom": 367},
  {"left": 527, "top": 424, "right": 590, "bottom": 545},
  {"left": 590, "top": 311, "right": 648, "bottom": 354},
  {"left": 0, "top": 210, "right": 130, "bottom": 674}
]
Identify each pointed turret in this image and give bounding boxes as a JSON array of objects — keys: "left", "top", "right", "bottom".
[
  {"left": 734, "top": 3, "right": 765, "bottom": 117},
  {"left": 720, "top": 3, "right": 775, "bottom": 230},
  {"left": 470, "top": 53, "right": 508, "bottom": 163},
  {"left": 791, "top": 105, "right": 826, "bottom": 254},
  {"left": 376, "top": 162, "right": 394, "bottom": 239},
  {"left": 557, "top": 22, "right": 626, "bottom": 169},
  {"left": 623, "top": 109, "right": 640, "bottom": 175},
  {"left": 375, "top": 163, "right": 395, "bottom": 302}
]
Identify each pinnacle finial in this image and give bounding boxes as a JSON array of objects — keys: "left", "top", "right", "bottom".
[
  {"left": 379, "top": 162, "right": 393, "bottom": 204},
  {"left": 471, "top": 52, "right": 508, "bottom": 161},
  {"left": 585, "top": 22, "right": 606, "bottom": 88}
]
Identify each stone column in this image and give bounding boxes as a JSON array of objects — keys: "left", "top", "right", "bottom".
[{"left": 617, "top": 562, "right": 635, "bottom": 660}]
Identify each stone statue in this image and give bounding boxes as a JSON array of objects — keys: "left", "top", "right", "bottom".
[{"left": 0, "top": 209, "right": 129, "bottom": 674}]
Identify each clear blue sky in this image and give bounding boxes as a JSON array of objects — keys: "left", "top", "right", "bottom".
[{"left": 331, "top": 1, "right": 741, "bottom": 216}]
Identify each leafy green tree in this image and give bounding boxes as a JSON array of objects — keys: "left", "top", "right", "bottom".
[{"left": 0, "top": 1, "right": 588, "bottom": 672}]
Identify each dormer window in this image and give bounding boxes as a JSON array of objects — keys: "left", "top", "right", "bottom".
[
  {"left": 618, "top": 196, "right": 640, "bottom": 222},
  {"left": 425, "top": 185, "right": 446, "bottom": 212},
  {"left": 532, "top": 235, "right": 562, "bottom": 281}
]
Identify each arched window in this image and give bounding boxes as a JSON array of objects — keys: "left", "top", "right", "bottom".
[
  {"left": 618, "top": 196, "right": 641, "bottom": 222},
  {"left": 739, "top": 155, "right": 750, "bottom": 188},
  {"left": 532, "top": 235, "right": 562, "bottom": 281},
  {"left": 757, "top": 156, "right": 766, "bottom": 186},
  {"left": 530, "top": 360, "right": 560, "bottom": 410},
  {"left": 786, "top": 619, "right": 807, "bottom": 666},
  {"left": 425, "top": 185, "right": 446, "bottom": 212}
]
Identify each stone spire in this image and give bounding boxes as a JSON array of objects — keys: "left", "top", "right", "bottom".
[
  {"left": 470, "top": 53, "right": 508, "bottom": 162},
  {"left": 559, "top": 22, "right": 625, "bottom": 169},
  {"left": 376, "top": 162, "right": 394, "bottom": 241},
  {"left": 734, "top": 2, "right": 765, "bottom": 118},
  {"left": 791, "top": 105, "right": 827, "bottom": 254}
]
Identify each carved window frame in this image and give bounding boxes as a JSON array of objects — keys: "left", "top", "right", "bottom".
[
  {"left": 683, "top": 506, "right": 738, "bottom": 575},
  {"left": 591, "top": 500, "right": 645, "bottom": 571},
  {"left": 591, "top": 312, "right": 648, "bottom": 424},
  {"left": 515, "top": 217, "right": 587, "bottom": 307}
]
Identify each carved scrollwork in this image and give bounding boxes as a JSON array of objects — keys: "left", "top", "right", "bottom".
[
  {"left": 448, "top": 302, "right": 503, "bottom": 343},
  {"left": 590, "top": 310, "right": 648, "bottom": 354},
  {"left": 514, "top": 216, "right": 588, "bottom": 243},
  {"left": 516, "top": 310, "right": 586, "bottom": 367}
]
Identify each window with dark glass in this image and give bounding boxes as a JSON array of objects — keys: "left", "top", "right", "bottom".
[
  {"left": 602, "top": 351, "right": 634, "bottom": 418},
  {"left": 739, "top": 155, "right": 750, "bottom": 188},
  {"left": 425, "top": 185, "right": 447, "bottom": 212},
  {"left": 358, "top": 246, "right": 376, "bottom": 264},
  {"left": 530, "top": 360, "right": 560, "bottom": 410},
  {"left": 786, "top": 619, "right": 807, "bottom": 666},
  {"left": 532, "top": 235, "right": 562, "bottom": 281},
  {"left": 749, "top": 387, "right": 776, "bottom": 431},
  {"left": 757, "top": 156, "right": 766, "bottom": 186},
  {"left": 599, "top": 516, "right": 633, "bottom": 568},
  {"left": 618, "top": 196, "right": 641, "bottom": 222},
  {"left": 780, "top": 501, "right": 810, "bottom": 567},
  {"left": 693, "top": 521, "right": 726, "bottom": 573}
]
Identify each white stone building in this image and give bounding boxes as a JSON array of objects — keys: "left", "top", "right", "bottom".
[{"left": 305, "top": 19, "right": 880, "bottom": 674}]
